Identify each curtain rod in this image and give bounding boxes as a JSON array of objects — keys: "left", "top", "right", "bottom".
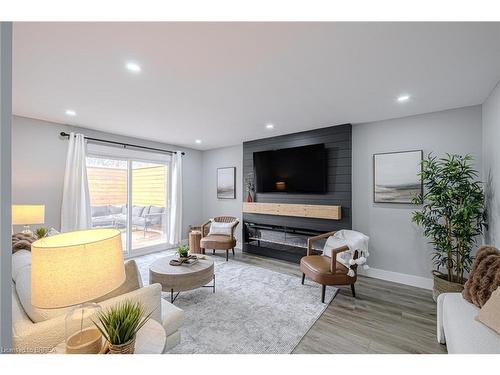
[{"left": 59, "top": 132, "right": 185, "bottom": 156}]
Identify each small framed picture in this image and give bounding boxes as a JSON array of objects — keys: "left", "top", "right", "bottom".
[
  {"left": 217, "top": 167, "right": 236, "bottom": 199},
  {"left": 373, "top": 150, "right": 423, "bottom": 204}
]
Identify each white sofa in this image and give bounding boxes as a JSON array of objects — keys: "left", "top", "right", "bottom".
[
  {"left": 437, "top": 292, "right": 500, "bottom": 353},
  {"left": 12, "top": 250, "right": 184, "bottom": 354}
]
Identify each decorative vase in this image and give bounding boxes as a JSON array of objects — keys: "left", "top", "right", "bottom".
[
  {"left": 246, "top": 191, "right": 253, "bottom": 202},
  {"left": 432, "top": 271, "right": 465, "bottom": 302},
  {"left": 108, "top": 337, "right": 136, "bottom": 354}
]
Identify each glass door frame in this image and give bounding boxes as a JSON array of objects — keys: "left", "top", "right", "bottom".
[{"left": 87, "top": 151, "right": 172, "bottom": 258}]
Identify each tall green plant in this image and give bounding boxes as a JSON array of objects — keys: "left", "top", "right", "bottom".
[{"left": 411, "top": 153, "right": 486, "bottom": 284}]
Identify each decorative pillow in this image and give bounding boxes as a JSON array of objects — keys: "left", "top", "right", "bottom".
[
  {"left": 12, "top": 233, "right": 37, "bottom": 253},
  {"left": 108, "top": 205, "right": 123, "bottom": 214},
  {"left": 15, "top": 263, "right": 71, "bottom": 323},
  {"left": 476, "top": 286, "right": 500, "bottom": 334},
  {"left": 208, "top": 221, "right": 235, "bottom": 236},
  {"left": 91, "top": 205, "right": 109, "bottom": 217},
  {"left": 132, "top": 205, "right": 145, "bottom": 218},
  {"left": 463, "top": 245, "right": 500, "bottom": 307},
  {"left": 47, "top": 227, "right": 60, "bottom": 237},
  {"left": 95, "top": 260, "right": 142, "bottom": 302}
]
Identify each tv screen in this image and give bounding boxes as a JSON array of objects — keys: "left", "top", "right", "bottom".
[{"left": 253, "top": 144, "right": 327, "bottom": 194}]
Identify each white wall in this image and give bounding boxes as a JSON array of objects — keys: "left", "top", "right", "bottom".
[
  {"left": 352, "top": 106, "right": 483, "bottom": 288},
  {"left": 483, "top": 81, "right": 500, "bottom": 247},
  {"left": 0, "top": 22, "right": 12, "bottom": 352},
  {"left": 12, "top": 115, "right": 204, "bottom": 241},
  {"left": 201, "top": 145, "right": 243, "bottom": 244}
]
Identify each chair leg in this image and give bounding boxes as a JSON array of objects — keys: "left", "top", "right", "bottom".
[
  {"left": 351, "top": 283, "right": 356, "bottom": 298},
  {"left": 321, "top": 285, "right": 326, "bottom": 303},
  {"left": 301, "top": 273, "right": 305, "bottom": 285},
  {"left": 202, "top": 248, "right": 205, "bottom": 255},
  {"left": 213, "top": 249, "right": 215, "bottom": 255},
  {"left": 232, "top": 248, "right": 235, "bottom": 256},
  {"left": 226, "top": 250, "right": 229, "bottom": 261}
]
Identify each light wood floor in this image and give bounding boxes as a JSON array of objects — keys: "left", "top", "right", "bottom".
[{"left": 221, "top": 250, "right": 447, "bottom": 354}]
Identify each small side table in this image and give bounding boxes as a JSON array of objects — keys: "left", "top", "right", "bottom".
[
  {"left": 189, "top": 230, "right": 202, "bottom": 254},
  {"left": 49, "top": 319, "right": 166, "bottom": 354}
]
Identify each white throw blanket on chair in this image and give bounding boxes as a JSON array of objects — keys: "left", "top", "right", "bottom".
[{"left": 323, "top": 230, "right": 370, "bottom": 277}]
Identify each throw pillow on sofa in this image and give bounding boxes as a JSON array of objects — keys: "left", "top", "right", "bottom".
[
  {"left": 476, "top": 286, "right": 500, "bottom": 334},
  {"left": 463, "top": 245, "right": 500, "bottom": 307},
  {"left": 208, "top": 221, "right": 236, "bottom": 236},
  {"left": 91, "top": 205, "right": 109, "bottom": 217},
  {"left": 12, "top": 251, "right": 71, "bottom": 322}
]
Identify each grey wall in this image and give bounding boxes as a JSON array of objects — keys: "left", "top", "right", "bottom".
[
  {"left": 201, "top": 145, "right": 243, "bottom": 243},
  {"left": 0, "top": 22, "right": 12, "bottom": 352},
  {"left": 483, "top": 81, "right": 500, "bottom": 247},
  {"left": 243, "top": 124, "right": 352, "bottom": 233},
  {"left": 12, "top": 115, "right": 204, "bottom": 240},
  {"left": 352, "top": 106, "right": 483, "bottom": 283}
]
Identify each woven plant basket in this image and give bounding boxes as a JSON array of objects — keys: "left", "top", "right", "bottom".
[
  {"left": 432, "top": 271, "right": 465, "bottom": 302},
  {"left": 108, "top": 337, "right": 136, "bottom": 354}
]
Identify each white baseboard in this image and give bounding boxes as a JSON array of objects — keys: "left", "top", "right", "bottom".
[{"left": 359, "top": 267, "right": 433, "bottom": 290}]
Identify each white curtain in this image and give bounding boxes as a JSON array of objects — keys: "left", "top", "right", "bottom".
[
  {"left": 168, "top": 152, "right": 183, "bottom": 245},
  {"left": 61, "top": 132, "right": 92, "bottom": 232}
]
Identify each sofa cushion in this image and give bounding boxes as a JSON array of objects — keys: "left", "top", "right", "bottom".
[
  {"left": 15, "top": 264, "right": 71, "bottom": 323},
  {"left": 132, "top": 205, "right": 145, "bottom": 218},
  {"left": 161, "top": 299, "right": 185, "bottom": 336},
  {"left": 108, "top": 205, "right": 123, "bottom": 214},
  {"left": 91, "top": 205, "right": 109, "bottom": 217},
  {"left": 476, "top": 286, "right": 500, "bottom": 334},
  {"left": 95, "top": 260, "right": 142, "bottom": 302},
  {"left": 463, "top": 245, "right": 500, "bottom": 307},
  {"left": 12, "top": 250, "right": 32, "bottom": 282},
  {"left": 440, "top": 292, "right": 500, "bottom": 353}
]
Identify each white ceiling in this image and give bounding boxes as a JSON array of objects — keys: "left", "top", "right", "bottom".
[{"left": 13, "top": 22, "right": 500, "bottom": 150}]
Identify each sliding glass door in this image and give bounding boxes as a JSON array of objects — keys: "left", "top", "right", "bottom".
[
  {"left": 130, "top": 161, "right": 169, "bottom": 253},
  {"left": 86, "top": 150, "right": 170, "bottom": 257}
]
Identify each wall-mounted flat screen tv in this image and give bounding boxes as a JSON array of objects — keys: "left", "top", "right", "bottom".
[{"left": 253, "top": 144, "right": 327, "bottom": 194}]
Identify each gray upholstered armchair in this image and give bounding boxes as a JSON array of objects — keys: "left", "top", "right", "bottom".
[{"left": 200, "top": 216, "right": 239, "bottom": 261}]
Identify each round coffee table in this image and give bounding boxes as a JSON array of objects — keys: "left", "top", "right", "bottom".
[{"left": 149, "top": 255, "right": 215, "bottom": 303}]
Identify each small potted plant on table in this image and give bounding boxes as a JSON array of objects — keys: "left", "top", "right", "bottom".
[
  {"left": 176, "top": 244, "right": 190, "bottom": 259},
  {"left": 93, "top": 300, "right": 152, "bottom": 354},
  {"left": 411, "top": 153, "right": 487, "bottom": 301}
]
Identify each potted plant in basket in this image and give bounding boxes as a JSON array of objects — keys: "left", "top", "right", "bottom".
[
  {"left": 93, "top": 300, "right": 152, "bottom": 354},
  {"left": 411, "top": 153, "right": 487, "bottom": 301}
]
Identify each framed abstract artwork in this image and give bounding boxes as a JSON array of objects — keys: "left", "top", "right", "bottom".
[
  {"left": 217, "top": 167, "right": 236, "bottom": 199},
  {"left": 373, "top": 150, "right": 423, "bottom": 204}
]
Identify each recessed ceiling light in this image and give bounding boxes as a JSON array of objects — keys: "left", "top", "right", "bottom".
[
  {"left": 125, "top": 62, "right": 141, "bottom": 73},
  {"left": 397, "top": 94, "right": 410, "bottom": 102},
  {"left": 195, "top": 139, "right": 202, "bottom": 144},
  {"left": 65, "top": 109, "right": 76, "bottom": 116},
  {"left": 266, "top": 123, "right": 275, "bottom": 130}
]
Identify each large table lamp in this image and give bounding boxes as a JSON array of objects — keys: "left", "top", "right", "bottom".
[
  {"left": 12, "top": 204, "right": 45, "bottom": 235},
  {"left": 31, "top": 229, "right": 126, "bottom": 354}
]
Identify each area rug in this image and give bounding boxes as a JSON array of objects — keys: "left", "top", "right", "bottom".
[{"left": 138, "top": 254, "right": 338, "bottom": 354}]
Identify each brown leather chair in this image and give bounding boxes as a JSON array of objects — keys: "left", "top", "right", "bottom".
[
  {"left": 300, "top": 231, "right": 358, "bottom": 303},
  {"left": 200, "top": 216, "right": 239, "bottom": 261}
]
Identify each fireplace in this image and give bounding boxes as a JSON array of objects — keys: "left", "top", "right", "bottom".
[{"left": 243, "top": 222, "right": 326, "bottom": 263}]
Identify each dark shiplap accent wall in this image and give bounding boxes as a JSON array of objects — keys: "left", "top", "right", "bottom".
[{"left": 243, "top": 124, "right": 352, "bottom": 232}]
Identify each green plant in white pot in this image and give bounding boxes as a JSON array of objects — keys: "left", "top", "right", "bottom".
[{"left": 411, "top": 153, "right": 487, "bottom": 301}]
